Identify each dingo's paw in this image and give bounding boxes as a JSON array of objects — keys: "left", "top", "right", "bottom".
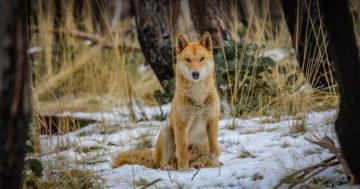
[
  {"left": 162, "top": 164, "right": 175, "bottom": 170},
  {"left": 177, "top": 160, "right": 189, "bottom": 171},
  {"left": 207, "top": 159, "right": 221, "bottom": 167},
  {"left": 206, "top": 154, "right": 221, "bottom": 167},
  {"left": 190, "top": 162, "right": 204, "bottom": 169}
]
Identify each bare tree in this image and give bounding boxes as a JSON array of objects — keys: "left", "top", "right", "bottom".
[
  {"left": 0, "top": 0, "right": 31, "bottom": 188},
  {"left": 321, "top": 0, "right": 360, "bottom": 183}
]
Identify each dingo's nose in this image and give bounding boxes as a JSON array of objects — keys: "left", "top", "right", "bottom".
[{"left": 192, "top": 71, "right": 200, "bottom": 80}]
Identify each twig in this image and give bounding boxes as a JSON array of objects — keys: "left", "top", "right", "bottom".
[
  {"left": 273, "top": 156, "right": 338, "bottom": 189},
  {"left": 167, "top": 170, "right": 174, "bottom": 183},
  {"left": 191, "top": 167, "right": 201, "bottom": 181},
  {"left": 288, "top": 160, "right": 339, "bottom": 189},
  {"left": 285, "top": 156, "right": 336, "bottom": 178},
  {"left": 305, "top": 136, "right": 353, "bottom": 177},
  {"left": 140, "top": 178, "right": 162, "bottom": 189},
  {"left": 218, "top": 162, "right": 223, "bottom": 177},
  {"left": 301, "top": 161, "right": 339, "bottom": 182}
]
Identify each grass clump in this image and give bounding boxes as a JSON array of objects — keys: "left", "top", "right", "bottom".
[
  {"left": 225, "top": 120, "right": 240, "bottom": 130},
  {"left": 99, "top": 125, "right": 122, "bottom": 135},
  {"left": 134, "top": 129, "right": 155, "bottom": 149},
  {"left": 133, "top": 178, "right": 150, "bottom": 187},
  {"left": 281, "top": 141, "right": 290, "bottom": 148},
  {"left": 290, "top": 119, "right": 308, "bottom": 135},
  {"left": 252, "top": 173, "right": 264, "bottom": 181},
  {"left": 258, "top": 117, "right": 279, "bottom": 124},
  {"left": 135, "top": 138, "right": 153, "bottom": 149},
  {"left": 23, "top": 160, "right": 102, "bottom": 189},
  {"left": 79, "top": 156, "right": 108, "bottom": 165},
  {"left": 239, "top": 148, "right": 256, "bottom": 159},
  {"left": 74, "top": 146, "right": 104, "bottom": 154},
  {"left": 152, "top": 113, "right": 167, "bottom": 121}
]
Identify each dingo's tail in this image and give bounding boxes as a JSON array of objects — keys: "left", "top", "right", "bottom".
[{"left": 112, "top": 149, "right": 154, "bottom": 168}]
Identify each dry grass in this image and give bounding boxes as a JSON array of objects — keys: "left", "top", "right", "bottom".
[
  {"left": 30, "top": 0, "right": 161, "bottom": 114},
  {"left": 290, "top": 119, "right": 308, "bottom": 135},
  {"left": 23, "top": 154, "right": 103, "bottom": 189},
  {"left": 239, "top": 147, "right": 257, "bottom": 159}
]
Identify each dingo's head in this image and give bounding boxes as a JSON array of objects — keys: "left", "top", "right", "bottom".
[{"left": 176, "top": 32, "right": 214, "bottom": 82}]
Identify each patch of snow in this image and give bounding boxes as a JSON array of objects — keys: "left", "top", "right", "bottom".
[
  {"left": 137, "top": 64, "right": 150, "bottom": 73},
  {"left": 263, "top": 48, "right": 287, "bottom": 62},
  {"left": 39, "top": 107, "right": 356, "bottom": 188},
  {"left": 27, "top": 46, "right": 43, "bottom": 54}
]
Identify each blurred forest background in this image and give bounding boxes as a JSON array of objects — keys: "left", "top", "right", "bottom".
[
  {"left": 21, "top": 0, "right": 360, "bottom": 188},
  {"left": 29, "top": 0, "right": 360, "bottom": 116}
]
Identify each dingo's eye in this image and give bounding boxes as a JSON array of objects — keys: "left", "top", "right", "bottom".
[
  {"left": 185, "top": 58, "right": 191, "bottom": 62},
  {"left": 200, "top": 57, "right": 205, "bottom": 61}
]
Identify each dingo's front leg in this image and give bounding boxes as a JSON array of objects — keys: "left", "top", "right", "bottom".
[
  {"left": 154, "top": 126, "right": 176, "bottom": 170},
  {"left": 207, "top": 116, "right": 221, "bottom": 166},
  {"left": 174, "top": 119, "right": 190, "bottom": 170}
]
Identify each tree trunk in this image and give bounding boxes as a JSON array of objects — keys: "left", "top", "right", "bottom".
[
  {"left": 189, "top": 0, "right": 228, "bottom": 47},
  {"left": 321, "top": 0, "right": 360, "bottom": 183},
  {"left": 283, "top": 0, "right": 335, "bottom": 90},
  {"left": 131, "top": 0, "right": 180, "bottom": 89},
  {"left": 0, "top": 0, "right": 31, "bottom": 188}
]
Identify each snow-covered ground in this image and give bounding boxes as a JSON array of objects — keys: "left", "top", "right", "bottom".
[{"left": 39, "top": 105, "right": 357, "bottom": 189}]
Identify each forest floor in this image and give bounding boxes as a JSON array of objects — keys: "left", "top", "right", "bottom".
[{"left": 36, "top": 104, "right": 358, "bottom": 189}]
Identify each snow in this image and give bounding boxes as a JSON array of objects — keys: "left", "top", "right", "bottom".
[
  {"left": 263, "top": 48, "right": 287, "bottom": 62},
  {"left": 27, "top": 46, "right": 43, "bottom": 54},
  {"left": 39, "top": 105, "right": 357, "bottom": 188}
]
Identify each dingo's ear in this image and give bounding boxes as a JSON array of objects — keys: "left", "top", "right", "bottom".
[
  {"left": 199, "top": 32, "right": 212, "bottom": 52},
  {"left": 176, "top": 33, "right": 189, "bottom": 53}
]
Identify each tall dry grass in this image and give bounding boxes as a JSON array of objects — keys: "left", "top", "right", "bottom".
[{"left": 30, "top": 0, "right": 161, "bottom": 115}]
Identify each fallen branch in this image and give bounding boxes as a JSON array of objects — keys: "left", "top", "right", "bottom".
[
  {"left": 274, "top": 156, "right": 339, "bottom": 189},
  {"left": 305, "top": 136, "right": 353, "bottom": 179},
  {"left": 30, "top": 26, "right": 141, "bottom": 53},
  {"left": 35, "top": 114, "right": 96, "bottom": 135},
  {"left": 30, "top": 26, "right": 226, "bottom": 52},
  {"left": 275, "top": 136, "right": 356, "bottom": 188},
  {"left": 288, "top": 160, "right": 339, "bottom": 189},
  {"left": 140, "top": 178, "right": 162, "bottom": 189}
]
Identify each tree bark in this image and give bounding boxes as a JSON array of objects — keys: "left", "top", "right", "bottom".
[
  {"left": 189, "top": 0, "right": 228, "bottom": 47},
  {"left": 131, "top": 0, "right": 180, "bottom": 89},
  {"left": 0, "top": 0, "right": 31, "bottom": 188},
  {"left": 283, "top": 0, "right": 335, "bottom": 90},
  {"left": 321, "top": 0, "right": 360, "bottom": 183}
]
